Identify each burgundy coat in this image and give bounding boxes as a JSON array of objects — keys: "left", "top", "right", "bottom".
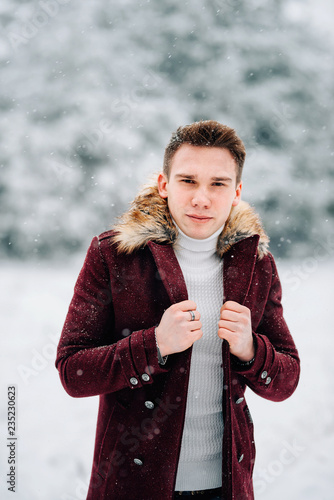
[{"left": 56, "top": 184, "right": 300, "bottom": 500}]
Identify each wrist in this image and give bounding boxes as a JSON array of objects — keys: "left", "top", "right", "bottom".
[
  {"left": 154, "top": 328, "right": 168, "bottom": 365},
  {"left": 236, "top": 341, "right": 255, "bottom": 363},
  {"left": 155, "top": 327, "right": 168, "bottom": 357}
]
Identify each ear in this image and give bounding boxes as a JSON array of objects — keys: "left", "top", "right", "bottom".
[
  {"left": 232, "top": 181, "right": 242, "bottom": 207},
  {"left": 157, "top": 172, "right": 168, "bottom": 199}
]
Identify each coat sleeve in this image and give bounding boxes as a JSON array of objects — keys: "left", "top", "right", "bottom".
[
  {"left": 55, "top": 236, "right": 170, "bottom": 398},
  {"left": 231, "top": 253, "right": 300, "bottom": 402}
]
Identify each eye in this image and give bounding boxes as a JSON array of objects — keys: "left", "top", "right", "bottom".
[
  {"left": 212, "top": 182, "right": 226, "bottom": 187},
  {"left": 181, "top": 179, "right": 195, "bottom": 184}
]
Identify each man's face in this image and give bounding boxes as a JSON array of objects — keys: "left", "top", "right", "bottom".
[{"left": 158, "top": 144, "right": 242, "bottom": 240}]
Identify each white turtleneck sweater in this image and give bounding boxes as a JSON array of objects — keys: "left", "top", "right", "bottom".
[{"left": 173, "top": 225, "right": 224, "bottom": 491}]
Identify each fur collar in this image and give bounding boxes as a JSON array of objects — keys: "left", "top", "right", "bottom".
[{"left": 112, "top": 177, "right": 270, "bottom": 259}]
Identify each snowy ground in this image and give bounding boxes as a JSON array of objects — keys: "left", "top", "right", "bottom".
[{"left": 0, "top": 255, "right": 333, "bottom": 499}]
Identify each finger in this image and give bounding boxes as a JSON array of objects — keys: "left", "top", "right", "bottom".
[
  {"left": 185, "top": 309, "right": 200, "bottom": 322},
  {"left": 218, "top": 319, "right": 237, "bottom": 333},
  {"left": 220, "top": 300, "right": 244, "bottom": 313},
  {"left": 217, "top": 328, "right": 235, "bottom": 344},
  {"left": 176, "top": 299, "right": 197, "bottom": 312},
  {"left": 189, "top": 320, "right": 202, "bottom": 332},
  {"left": 220, "top": 309, "right": 240, "bottom": 322},
  {"left": 192, "top": 329, "right": 203, "bottom": 342}
]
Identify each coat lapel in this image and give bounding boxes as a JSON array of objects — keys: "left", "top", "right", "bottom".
[
  {"left": 148, "top": 241, "right": 188, "bottom": 305},
  {"left": 223, "top": 235, "right": 259, "bottom": 306}
]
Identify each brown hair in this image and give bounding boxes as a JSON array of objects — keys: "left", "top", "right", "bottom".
[{"left": 163, "top": 120, "right": 246, "bottom": 184}]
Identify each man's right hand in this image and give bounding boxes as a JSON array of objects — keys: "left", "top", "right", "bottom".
[{"left": 155, "top": 300, "right": 203, "bottom": 357}]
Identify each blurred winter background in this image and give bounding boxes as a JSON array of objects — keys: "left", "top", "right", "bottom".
[{"left": 0, "top": 0, "right": 333, "bottom": 498}]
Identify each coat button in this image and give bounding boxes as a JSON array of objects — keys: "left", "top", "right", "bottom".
[
  {"left": 238, "top": 454, "right": 244, "bottom": 463},
  {"left": 261, "top": 371, "right": 268, "bottom": 379},
  {"left": 236, "top": 397, "right": 244, "bottom": 405},
  {"left": 141, "top": 373, "right": 150, "bottom": 382},
  {"left": 145, "top": 401, "right": 154, "bottom": 409},
  {"left": 265, "top": 376, "right": 272, "bottom": 385},
  {"left": 130, "top": 377, "right": 138, "bottom": 386},
  {"left": 134, "top": 458, "right": 143, "bottom": 466}
]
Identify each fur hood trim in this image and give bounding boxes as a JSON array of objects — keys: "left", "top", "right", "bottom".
[{"left": 112, "top": 177, "right": 270, "bottom": 259}]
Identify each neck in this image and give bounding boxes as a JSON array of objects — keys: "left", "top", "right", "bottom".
[
  {"left": 173, "top": 223, "right": 224, "bottom": 268},
  {"left": 175, "top": 223, "right": 224, "bottom": 252}
]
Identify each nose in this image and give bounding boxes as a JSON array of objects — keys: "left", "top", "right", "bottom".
[{"left": 191, "top": 188, "right": 211, "bottom": 208}]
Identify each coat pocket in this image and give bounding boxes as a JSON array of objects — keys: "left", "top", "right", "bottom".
[{"left": 96, "top": 402, "right": 125, "bottom": 480}]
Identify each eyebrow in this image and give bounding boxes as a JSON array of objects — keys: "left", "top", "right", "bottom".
[{"left": 175, "top": 174, "right": 233, "bottom": 182}]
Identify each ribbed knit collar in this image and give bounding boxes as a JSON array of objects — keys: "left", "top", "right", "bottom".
[{"left": 173, "top": 222, "right": 225, "bottom": 258}]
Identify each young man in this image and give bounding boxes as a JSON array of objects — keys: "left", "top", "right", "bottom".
[{"left": 56, "top": 120, "right": 300, "bottom": 500}]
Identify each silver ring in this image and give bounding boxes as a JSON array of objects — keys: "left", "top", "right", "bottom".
[{"left": 188, "top": 310, "right": 196, "bottom": 321}]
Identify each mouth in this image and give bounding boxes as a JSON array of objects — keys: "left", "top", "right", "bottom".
[{"left": 186, "top": 214, "right": 213, "bottom": 223}]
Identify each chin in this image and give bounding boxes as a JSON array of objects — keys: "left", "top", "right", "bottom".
[{"left": 190, "top": 229, "right": 212, "bottom": 240}]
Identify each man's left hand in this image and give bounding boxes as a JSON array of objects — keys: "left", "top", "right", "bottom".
[{"left": 218, "top": 301, "right": 255, "bottom": 362}]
